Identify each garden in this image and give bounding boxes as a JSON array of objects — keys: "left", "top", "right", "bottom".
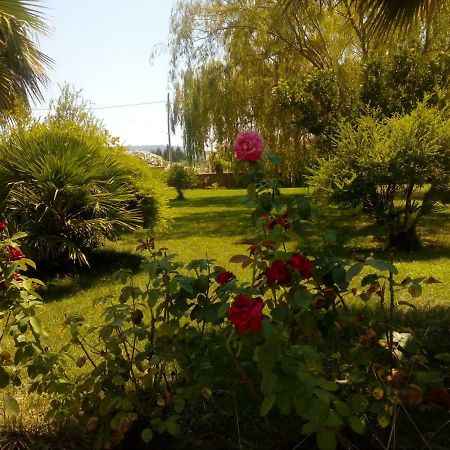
[{"left": 1, "top": 1, "right": 450, "bottom": 450}]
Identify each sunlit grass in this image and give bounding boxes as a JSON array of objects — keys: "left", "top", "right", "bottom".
[{"left": 40, "top": 187, "right": 449, "bottom": 339}]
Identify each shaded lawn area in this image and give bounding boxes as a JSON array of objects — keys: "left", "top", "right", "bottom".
[{"left": 41, "top": 187, "right": 449, "bottom": 329}]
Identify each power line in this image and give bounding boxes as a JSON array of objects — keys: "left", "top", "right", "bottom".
[{"left": 31, "top": 99, "right": 166, "bottom": 112}]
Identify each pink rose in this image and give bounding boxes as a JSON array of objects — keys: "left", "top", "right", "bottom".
[{"left": 233, "top": 131, "right": 265, "bottom": 162}]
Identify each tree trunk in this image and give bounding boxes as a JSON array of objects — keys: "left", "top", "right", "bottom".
[
  {"left": 176, "top": 189, "right": 185, "bottom": 200},
  {"left": 388, "top": 224, "right": 420, "bottom": 250}
]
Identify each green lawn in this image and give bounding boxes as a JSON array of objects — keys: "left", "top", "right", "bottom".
[{"left": 41, "top": 187, "right": 449, "bottom": 339}]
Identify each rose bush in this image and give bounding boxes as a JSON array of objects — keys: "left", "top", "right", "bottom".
[{"left": 0, "top": 131, "right": 448, "bottom": 449}]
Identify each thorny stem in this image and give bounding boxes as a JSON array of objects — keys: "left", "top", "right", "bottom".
[
  {"left": 77, "top": 337, "right": 97, "bottom": 369},
  {"left": 388, "top": 272, "right": 395, "bottom": 371},
  {"left": 0, "top": 309, "right": 12, "bottom": 346},
  {"left": 225, "top": 333, "right": 273, "bottom": 435},
  {"left": 336, "top": 291, "right": 349, "bottom": 311}
]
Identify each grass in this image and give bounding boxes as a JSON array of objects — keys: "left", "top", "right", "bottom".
[{"left": 40, "top": 187, "right": 449, "bottom": 336}]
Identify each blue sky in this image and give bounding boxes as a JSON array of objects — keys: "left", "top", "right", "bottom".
[{"left": 33, "top": 0, "right": 182, "bottom": 146}]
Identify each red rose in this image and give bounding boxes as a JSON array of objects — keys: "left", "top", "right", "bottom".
[
  {"left": 228, "top": 294, "right": 264, "bottom": 333},
  {"left": 8, "top": 246, "right": 25, "bottom": 261},
  {"left": 233, "top": 131, "right": 265, "bottom": 162},
  {"left": 260, "top": 213, "right": 290, "bottom": 230},
  {"left": 216, "top": 271, "right": 235, "bottom": 285},
  {"left": 0, "top": 221, "right": 7, "bottom": 232},
  {"left": 277, "top": 213, "right": 290, "bottom": 230},
  {"left": 265, "top": 260, "right": 291, "bottom": 286},
  {"left": 289, "top": 253, "right": 313, "bottom": 279},
  {"left": 428, "top": 388, "right": 450, "bottom": 410},
  {"left": 260, "top": 213, "right": 277, "bottom": 230}
]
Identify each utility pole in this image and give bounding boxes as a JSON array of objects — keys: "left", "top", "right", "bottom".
[{"left": 167, "top": 92, "right": 173, "bottom": 166}]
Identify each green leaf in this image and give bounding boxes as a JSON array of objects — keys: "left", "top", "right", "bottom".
[
  {"left": 434, "top": 353, "right": 450, "bottom": 363},
  {"left": 141, "top": 428, "right": 153, "bottom": 443},
  {"left": 277, "top": 392, "right": 292, "bottom": 415},
  {"left": 0, "top": 368, "right": 9, "bottom": 388},
  {"left": 254, "top": 345, "right": 276, "bottom": 372},
  {"left": 321, "top": 230, "right": 337, "bottom": 245},
  {"left": 350, "top": 394, "right": 369, "bottom": 413},
  {"left": 260, "top": 394, "right": 276, "bottom": 416},
  {"left": 317, "top": 429, "right": 337, "bottom": 450},
  {"left": 296, "top": 199, "right": 312, "bottom": 220},
  {"left": 229, "top": 254, "right": 251, "bottom": 264},
  {"left": 247, "top": 183, "right": 257, "bottom": 199},
  {"left": 413, "top": 371, "right": 444, "bottom": 385},
  {"left": 367, "top": 259, "right": 398, "bottom": 274},
  {"left": 408, "top": 284, "right": 422, "bottom": 298},
  {"left": 265, "top": 151, "right": 281, "bottom": 165},
  {"left": 345, "top": 263, "right": 364, "bottom": 282},
  {"left": 271, "top": 303, "right": 289, "bottom": 321},
  {"left": 292, "top": 289, "right": 313, "bottom": 309},
  {"left": 10, "top": 232, "right": 28, "bottom": 240},
  {"left": 166, "top": 421, "right": 181, "bottom": 436},
  {"left": 3, "top": 394, "right": 19, "bottom": 415},
  {"left": 361, "top": 273, "right": 379, "bottom": 286},
  {"left": 317, "top": 378, "right": 339, "bottom": 392},
  {"left": 349, "top": 416, "right": 366, "bottom": 435},
  {"left": 29, "top": 316, "right": 42, "bottom": 334},
  {"left": 261, "top": 319, "right": 278, "bottom": 343},
  {"left": 333, "top": 400, "right": 351, "bottom": 418},
  {"left": 301, "top": 420, "right": 321, "bottom": 435},
  {"left": 398, "top": 300, "right": 416, "bottom": 309},
  {"left": 332, "top": 266, "right": 347, "bottom": 289}
]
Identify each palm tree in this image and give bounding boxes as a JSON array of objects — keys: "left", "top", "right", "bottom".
[
  {"left": 0, "top": 0, "right": 52, "bottom": 112},
  {"left": 283, "top": 0, "right": 449, "bottom": 35}
]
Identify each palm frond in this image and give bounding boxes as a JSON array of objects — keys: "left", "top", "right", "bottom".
[
  {"left": 281, "top": 0, "right": 449, "bottom": 36},
  {"left": 0, "top": 127, "right": 143, "bottom": 266},
  {"left": 363, "top": 0, "right": 444, "bottom": 35},
  {"left": 0, "top": 0, "right": 51, "bottom": 110},
  {"left": 0, "top": 0, "right": 48, "bottom": 32}
]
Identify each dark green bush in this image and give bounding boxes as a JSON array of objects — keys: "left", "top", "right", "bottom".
[
  {"left": 308, "top": 103, "right": 450, "bottom": 249},
  {"left": 166, "top": 164, "right": 197, "bottom": 199},
  {"left": 0, "top": 125, "right": 143, "bottom": 266}
]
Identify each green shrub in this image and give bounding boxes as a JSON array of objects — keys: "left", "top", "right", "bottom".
[
  {"left": 309, "top": 103, "right": 450, "bottom": 249},
  {"left": 113, "top": 148, "right": 168, "bottom": 230},
  {"left": 0, "top": 125, "right": 142, "bottom": 266},
  {"left": 166, "top": 164, "right": 197, "bottom": 199}
]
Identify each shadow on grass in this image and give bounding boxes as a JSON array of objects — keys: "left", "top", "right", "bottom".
[
  {"left": 162, "top": 210, "right": 251, "bottom": 240},
  {"left": 169, "top": 190, "right": 309, "bottom": 209},
  {"left": 42, "top": 248, "right": 144, "bottom": 304},
  {"left": 306, "top": 205, "right": 450, "bottom": 262},
  {"left": 168, "top": 193, "right": 245, "bottom": 210}
]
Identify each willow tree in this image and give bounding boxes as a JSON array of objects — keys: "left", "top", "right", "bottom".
[
  {"left": 0, "top": 0, "right": 51, "bottom": 112},
  {"left": 169, "top": 0, "right": 448, "bottom": 183}
]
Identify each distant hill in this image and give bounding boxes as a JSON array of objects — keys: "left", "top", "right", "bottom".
[{"left": 127, "top": 145, "right": 168, "bottom": 153}]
